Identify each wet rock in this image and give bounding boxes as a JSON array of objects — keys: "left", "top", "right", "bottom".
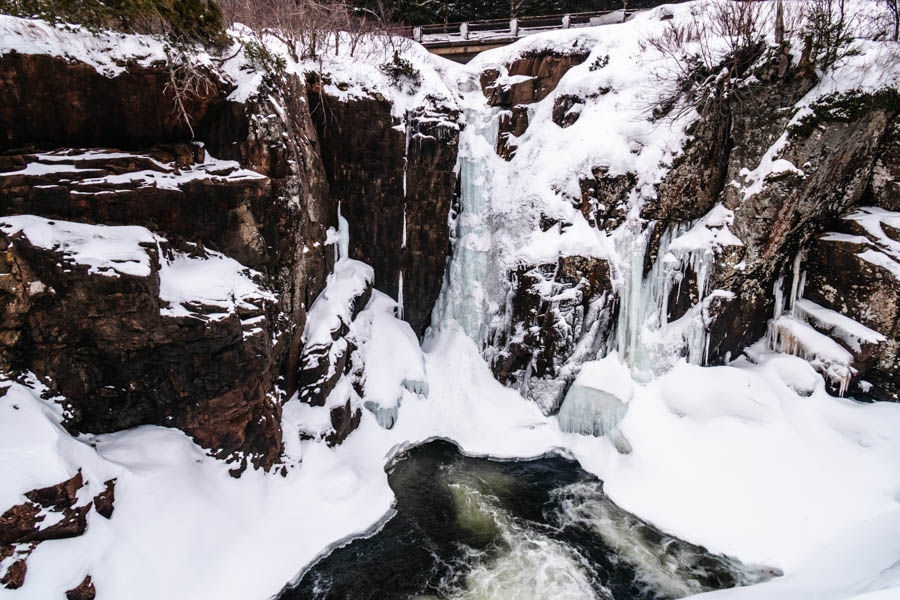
[
  {"left": 66, "top": 575, "right": 96, "bottom": 600},
  {"left": 552, "top": 94, "right": 584, "bottom": 128},
  {"left": 93, "top": 480, "right": 116, "bottom": 520}
]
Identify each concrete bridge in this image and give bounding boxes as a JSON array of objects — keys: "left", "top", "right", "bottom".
[{"left": 408, "top": 10, "right": 633, "bottom": 63}]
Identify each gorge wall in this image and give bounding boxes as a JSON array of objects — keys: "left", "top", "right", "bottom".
[{"left": 0, "top": 26, "right": 459, "bottom": 473}]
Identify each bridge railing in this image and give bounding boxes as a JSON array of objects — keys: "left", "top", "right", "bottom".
[{"left": 407, "top": 10, "right": 628, "bottom": 44}]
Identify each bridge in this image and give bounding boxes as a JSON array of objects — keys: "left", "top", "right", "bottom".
[{"left": 407, "top": 10, "right": 633, "bottom": 63}]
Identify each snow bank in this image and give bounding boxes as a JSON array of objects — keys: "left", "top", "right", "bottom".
[
  {"left": 0, "top": 15, "right": 174, "bottom": 77},
  {"left": 0, "top": 215, "right": 156, "bottom": 278},
  {"left": 0, "top": 215, "right": 274, "bottom": 322},
  {"left": 5, "top": 323, "right": 900, "bottom": 599},
  {"left": 158, "top": 247, "right": 274, "bottom": 322},
  {"left": 302, "top": 259, "right": 374, "bottom": 347}
]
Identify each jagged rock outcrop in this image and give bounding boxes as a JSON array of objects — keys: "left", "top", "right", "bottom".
[
  {"left": 0, "top": 471, "right": 114, "bottom": 591},
  {"left": 66, "top": 576, "right": 96, "bottom": 600},
  {"left": 305, "top": 76, "right": 459, "bottom": 338},
  {"left": 705, "top": 102, "right": 896, "bottom": 379},
  {"left": 490, "top": 255, "right": 616, "bottom": 414},
  {"left": 637, "top": 57, "right": 899, "bottom": 397},
  {"left": 0, "top": 52, "right": 334, "bottom": 468},
  {"left": 481, "top": 48, "right": 591, "bottom": 159}
]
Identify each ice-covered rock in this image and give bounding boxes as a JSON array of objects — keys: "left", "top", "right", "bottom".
[{"left": 557, "top": 355, "right": 633, "bottom": 453}]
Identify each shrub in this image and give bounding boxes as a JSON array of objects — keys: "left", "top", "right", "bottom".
[
  {"left": 801, "top": 0, "right": 859, "bottom": 72},
  {"left": 244, "top": 38, "right": 286, "bottom": 76},
  {"left": 379, "top": 51, "right": 422, "bottom": 91}
]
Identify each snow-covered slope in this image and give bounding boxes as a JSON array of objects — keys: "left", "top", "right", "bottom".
[{"left": 2, "top": 2, "right": 900, "bottom": 599}]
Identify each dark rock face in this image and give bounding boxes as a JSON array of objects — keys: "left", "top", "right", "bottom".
[
  {"left": 869, "top": 117, "right": 900, "bottom": 211},
  {"left": 0, "top": 54, "right": 220, "bottom": 152},
  {"left": 306, "top": 77, "right": 459, "bottom": 337},
  {"left": 705, "top": 108, "right": 895, "bottom": 376},
  {"left": 647, "top": 67, "right": 815, "bottom": 222},
  {"left": 0, "top": 159, "right": 282, "bottom": 467},
  {"left": 490, "top": 255, "right": 616, "bottom": 414},
  {"left": 0, "top": 54, "right": 335, "bottom": 467}
]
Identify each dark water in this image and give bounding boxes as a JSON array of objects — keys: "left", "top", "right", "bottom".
[{"left": 278, "top": 440, "right": 776, "bottom": 600}]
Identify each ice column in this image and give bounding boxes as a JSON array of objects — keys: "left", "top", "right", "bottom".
[
  {"left": 336, "top": 201, "right": 350, "bottom": 261},
  {"left": 431, "top": 103, "right": 500, "bottom": 348}
]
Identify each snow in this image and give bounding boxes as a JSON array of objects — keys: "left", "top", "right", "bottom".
[
  {"left": 0, "top": 15, "right": 174, "bottom": 77},
  {"left": 0, "top": 215, "right": 156, "bottom": 278},
  {"left": 302, "top": 259, "right": 374, "bottom": 347},
  {"left": 0, "top": 162, "right": 100, "bottom": 177},
  {"left": 767, "top": 316, "right": 856, "bottom": 394},
  {"left": 2, "top": 3, "right": 900, "bottom": 600},
  {"left": 0, "top": 215, "right": 274, "bottom": 320},
  {"left": 356, "top": 292, "right": 427, "bottom": 412},
  {"left": 795, "top": 298, "right": 886, "bottom": 351},
  {"left": 158, "top": 248, "right": 274, "bottom": 321},
  {"left": 4, "top": 323, "right": 900, "bottom": 599},
  {"left": 668, "top": 204, "right": 743, "bottom": 253}
]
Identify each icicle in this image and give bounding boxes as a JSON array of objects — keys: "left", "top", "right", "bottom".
[
  {"left": 430, "top": 99, "right": 501, "bottom": 349},
  {"left": 403, "top": 111, "right": 410, "bottom": 199},
  {"left": 788, "top": 250, "right": 804, "bottom": 316},
  {"left": 398, "top": 271, "right": 404, "bottom": 319},
  {"left": 772, "top": 276, "right": 785, "bottom": 321},
  {"left": 402, "top": 204, "right": 407, "bottom": 249},
  {"left": 337, "top": 201, "right": 350, "bottom": 261}
]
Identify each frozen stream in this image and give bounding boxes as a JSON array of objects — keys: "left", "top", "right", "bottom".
[{"left": 277, "top": 441, "right": 775, "bottom": 600}]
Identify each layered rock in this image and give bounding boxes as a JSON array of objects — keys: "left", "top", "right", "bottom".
[
  {"left": 305, "top": 76, "right": 459, "bottom": 337},
  {"left": 0, "top": 472, "right": 114, "bottom": 591},
  {"left": 0, "top": 49, "right": 334, "bottom": 467}
]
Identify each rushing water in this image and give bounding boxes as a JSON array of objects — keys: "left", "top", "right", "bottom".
[{"left": 278, "top": 441, "right": 775, "bottom": 600}]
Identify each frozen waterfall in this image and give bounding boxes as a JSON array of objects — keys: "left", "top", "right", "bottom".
[{"left": 431, "top": 97, "right": 501, "bottom": 349}]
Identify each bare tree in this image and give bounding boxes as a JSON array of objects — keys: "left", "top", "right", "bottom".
[
  {"left": 509, "top": 0, "right": 528, "bottom": 19},
  {"left": 802, "top": 0, "right": 859, "bottom": 71},
  {"left": 642, "top": 0, "right": 771, "bottom": 119}
]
